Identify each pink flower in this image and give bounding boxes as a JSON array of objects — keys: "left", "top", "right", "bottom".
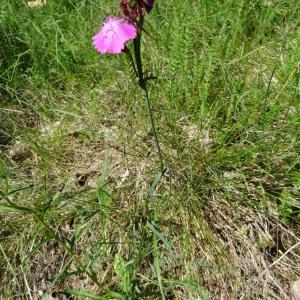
[{"left": 92, "top": 17, "right": 137, "bottom": 54}]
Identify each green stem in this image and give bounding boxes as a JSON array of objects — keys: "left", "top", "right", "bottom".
[
  {"left": 133, "top": 32, "right": 144, "bottom": 83},
  {"left": 133, "top": 34, "right": 164, "bottom": 173},
  {"left": 142, "top": 87, "right": 164, "bottom": 173}
]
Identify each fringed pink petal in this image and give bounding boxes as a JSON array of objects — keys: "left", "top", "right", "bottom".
[{"left": 92, "top": 17, "right": 137, "bottom": 55}]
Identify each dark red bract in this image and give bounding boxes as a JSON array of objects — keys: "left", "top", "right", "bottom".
[
  {"left": 144, "top": 0, "right": 155, "bottom": 13},
  {"left": 120, "top": 0, "right": 155, "bottom": 22}
]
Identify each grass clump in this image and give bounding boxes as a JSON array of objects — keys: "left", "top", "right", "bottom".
[{"left": 0, "top": 0, "right": 300, "bottom": 299}]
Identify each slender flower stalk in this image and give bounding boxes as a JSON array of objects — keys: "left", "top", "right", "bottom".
[
  {"left": 132, "top": 33, "right": 164, "bottom": 173},
  {"left": 143, "top": 88, "right": 164, "bottom": 173}
]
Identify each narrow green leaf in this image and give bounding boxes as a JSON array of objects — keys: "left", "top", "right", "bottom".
[
  {"left": 146, "top": 221, "right": 174, "bottom": 258},
  {"left": 7, "top": 184, "right": 34, "bottom": 196},
  {"left": 65, "top": 289, "right": 104, "bottom": 299},
  {"left": 153, "top": 233, "right": 165, "bottom": 300},
  {"left": 0, "top": 205, "right": 21, "bottom": 213},
  {"left": 149, "top": 171, "right": 164, "bottom": 201},
  {"left": 66, "top": 289, "right": 124, "bottom": 300}
]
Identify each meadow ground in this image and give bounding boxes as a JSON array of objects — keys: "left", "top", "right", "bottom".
[{"left": 0, "top": 1, "right": 299, "bottom": 299}]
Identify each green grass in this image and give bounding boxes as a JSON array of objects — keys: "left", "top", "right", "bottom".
[{"left": 1, "top": 0, "right": 300, "bottom": 299}]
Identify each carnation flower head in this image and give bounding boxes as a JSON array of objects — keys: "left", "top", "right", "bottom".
[{"left": 92, "top": 17, "right": 137, "bottom": 54}]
